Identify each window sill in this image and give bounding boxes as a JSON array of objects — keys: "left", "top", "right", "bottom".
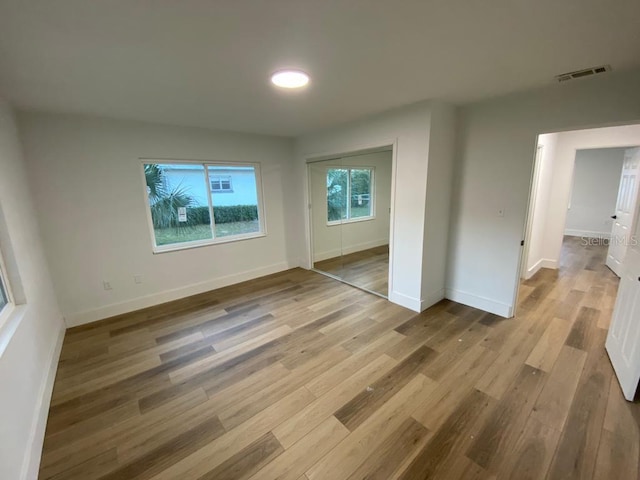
[
  {"left": 327, "top": 216, "right": 376, "bottom": 227},
  {"left": 0, "top": 303, "right": 26, "bottom": 359},
  {"left": 153, "top": 231, "right": 267, "bottom": 254}
]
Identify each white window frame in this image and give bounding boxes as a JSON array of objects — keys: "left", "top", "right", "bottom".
[
  {"left": 210, "top": 175, "right": 233, "bottom": 193},
  {"left": 326, "top": 166, "right": 376, "bottom": 226},
  {"left": 0, "top": 247, "right": 15, "bottom": 327},
  {"left": 140, "top": 159, "right": 267, "bottom": 253}
]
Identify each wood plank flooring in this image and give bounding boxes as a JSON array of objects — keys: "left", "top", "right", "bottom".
[
  {"left": 39, "top": 236, "right": 640, "bottom": 479},
  {"left": 313, "top": 244, "right": 389, "bottom": 296}
]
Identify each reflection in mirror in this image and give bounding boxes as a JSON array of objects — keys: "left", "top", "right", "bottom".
[{"left": 310, "top": 150, "right": 392, "bottom": 297}]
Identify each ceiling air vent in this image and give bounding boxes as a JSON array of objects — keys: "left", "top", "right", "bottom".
[{"left": 555, "top": 65, "right": 611, "bottom": 82}]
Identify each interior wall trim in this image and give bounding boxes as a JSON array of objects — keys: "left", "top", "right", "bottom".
[
  {"left": 65, "top": 260, "right": 297, "bottom": 327},
  {"left": 445, "top": 288, "right": 513, "bottom": 318}
]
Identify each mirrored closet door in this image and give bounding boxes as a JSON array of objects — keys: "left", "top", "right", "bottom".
[{"left": 309, "top": 149, "right": 392, "bottom": 297}]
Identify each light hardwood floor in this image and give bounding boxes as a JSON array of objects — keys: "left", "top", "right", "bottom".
[
  {"left": 313, "top": 245, "right": 389, "bottom": 296},
  {"left": 39, "top": 236, "right": 639, "bottom": 479}
]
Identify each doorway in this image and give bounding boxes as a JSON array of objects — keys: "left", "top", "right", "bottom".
[
  {"left": 519, "top": 123, "right": 640, "bottom": 399},
  {"left": 307, "top": 148, "right": 393, "bottom": 297},
  {"left": 520, "top": 124, "right": 640, "bottom": 289}
]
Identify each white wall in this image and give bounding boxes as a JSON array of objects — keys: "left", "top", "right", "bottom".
[
  {"left": 310, "top": 151, "right": 392, "bottom": 262},
  {"left": 295, "top": 100, "right": 456, "bottom": 312},
  {"left": 524, "top": 133, "right": 558, "bottom": 279},
  {"left": 447, "top": 68, "right": 640, "bottom": 317},
  {"left": 17, "top": 112, "right": 296, "bottom": 326},
  {"left": 565, "top": 148, "right": 626, "bottom": 238},
  {"left": 422, "top": 103, "right": 457, "bottom": 306},
  {"left": 0, "top": 99, "right": 65, "bottom": 480}
]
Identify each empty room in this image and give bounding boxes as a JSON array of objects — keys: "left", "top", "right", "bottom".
[{"left": 1, "top": 1, "right": 640, "bottom": 479}]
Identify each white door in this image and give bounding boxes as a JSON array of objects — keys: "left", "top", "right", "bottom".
[
  {"left": 521, "top": 145, "right": 544, "bottom": 280},
  {"left": 606, "top": 234, "right": 640, "bottom": 400},
  {"left": 606, "top": 148, "right": 640, "bottom": 276}
]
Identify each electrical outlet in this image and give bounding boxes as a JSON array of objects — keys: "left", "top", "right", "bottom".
[
  {"left": 103, "top": 280, "right": 112, "bottom": 290},
  {"left": 134, "top": 274, "right": 143, "bottom": 284}
]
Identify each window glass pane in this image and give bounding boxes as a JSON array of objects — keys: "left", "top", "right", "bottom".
[
  {"left": 350, "top": 169, "right": 372, "bottom": 218},
  {"left": 0, "top": 275, "right": 7, "bottom": 312},
  {"left": 144, "top": 163, "right": 213, "bottom": 246},
  {"left": 208, "top": 165, "right": 260, "bottom": 238},
  {"left": 327, "top": 168, "right": 348, "bottom": 222},
  {"left": 211, "top": 176, "right": 233, "bottom": 192}
]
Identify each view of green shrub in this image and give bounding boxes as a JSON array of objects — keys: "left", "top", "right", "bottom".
[
  {"left": 184, "top": 205, "right": 258, "bottom": 225},
  {"left": 145, "top": 164, "right": 259, "bottom": 229}
]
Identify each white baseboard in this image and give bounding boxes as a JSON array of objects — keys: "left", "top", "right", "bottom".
[
  {"left": 313, "top": 247, "right": 342, "bottom": 263},
  {"left": 313, "top": 239, "right": 388, "bottom": 263},
  {"left": 525, "top": 258, "right": 558, "bottom": 280},
  {"left": 389, "top": 288, "right": 445, "bottom": 313},
  {"left": 420, "top": 288, "right": 445, "bottom": 312},
  {"left": 564, "top": 229, "right": 611, "bottom": 239},
  {"left": 65, "top": 261, "right": 297, "bottom": 327},
  {"left": 445, "top": 288, "right": 513, "bottom": 318},
  {"left": 389, "top": 290, "right": 422, "bottom": 312},
  {"left": 22, "top": 319, "right": 65, "bottom": 480}
]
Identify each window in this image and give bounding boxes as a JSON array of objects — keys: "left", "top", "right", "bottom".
[
  {"left": 211, "top": 175, "right": 233, "bottom": 192},
  {"left": 0, "top": 247, "right": 12, "bottom": 318},
  {"left": 327, "top": 167, "right": 374, "bottom": 223},
  {"left": 0, "top": 271, "right": 8, "bottom": 314},
  {"left": 142, "top": 161, "right": 265, "bottom": 252}
]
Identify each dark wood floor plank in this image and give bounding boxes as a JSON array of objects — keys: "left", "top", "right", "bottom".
[
  {"left": 159, "top": 342, "right": 215, "bottom": 364},
  {"left": 421, "top": 319, "right": 490, "bottom": 381},
  {"left": 46, "top": 448, "right": 118, "bottom": 480},
  {"left": 44, "top": 400, "right": 141, "bottom": 449},
  {"left": 340, "top": 309, "right": 413, "bottom": 353},
  {"left": 466, "top": 364, "right": 546, "bottom": 471},
  {"left": 555, "top": 289, "right": 586, "bottom": 320},
  {"left": 411, "top": 344, "right": 499, "bottom": 431},
  {"left": 138, "top": 347, "right": 284, "bottom": 413},
  {"left": 397, "top": 389, "right": 493, "bottom": 480},
  {"left": 547, "top": 330, "right": 613, "bottom": 480},
  {"left": 564, "top": 306, "right": 598, "bottom": 350},
  {"left": 593, "top": 429, "right": 638, "bottom": 480},
  {"left": 49, "top": 344, "right": 215, "bottom": 419},
  {"left": 335, "top": 345, "right": 437, "bottom": 431},
  {"left": 345, "top": 417, "right": 429, "bottom": 480},
  {"left": 96, "top": 417, "right": 225, "bottom": 480},
  {"left": 386, "top": 311, "right": 456, "bottom": 361},
  {"left": 425, "top": 307, "right": 484, "bottom": 352},
  {"left": 496, "top": 416, "right": 561, "bottom": 480},
  {"left": 218, "top": 346, "right": 349, "bottom": 430},
  {"left": 196, "top": 432, "right": 284, "bottom": 480}
]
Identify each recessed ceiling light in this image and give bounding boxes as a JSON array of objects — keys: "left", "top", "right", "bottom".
[{"left": 270, "top": 70, "right": 310, "bottom": 89}]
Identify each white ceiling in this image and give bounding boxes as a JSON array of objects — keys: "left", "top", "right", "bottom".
[{"left": 0, "top": 0, "right": 639, "bottom": 136}]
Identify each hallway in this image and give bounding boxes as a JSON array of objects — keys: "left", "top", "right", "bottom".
[{"left": 516, "top": 235, "right": 636, "bottom": 479}]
